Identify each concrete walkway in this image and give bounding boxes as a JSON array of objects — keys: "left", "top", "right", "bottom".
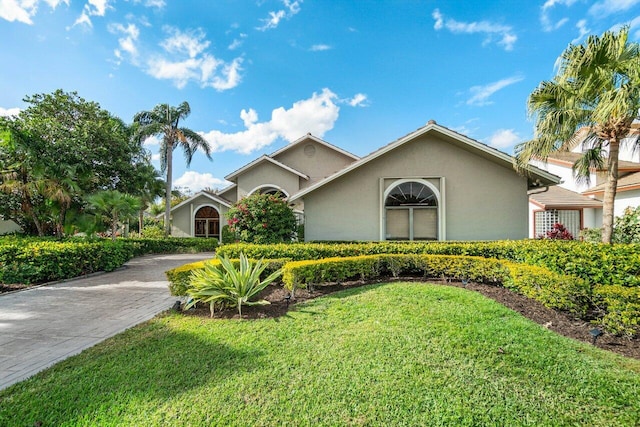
[{"left": 0, "top": 252, "right": 214, "bottom": 391}]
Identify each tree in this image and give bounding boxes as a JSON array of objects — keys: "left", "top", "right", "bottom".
[
  {"left": 0, "top": 90, "right": 156, "bottom": 236},
  {"left": 515, "top": 27, "right": 640, "bottom": 244},
  {"left": 225, "top": 192, "right": 297, "bottom": 244},
  {"left": 88, "top": 190, "right": 141, "bottom": 241},
  {"left": 133, "top": 102, "right": 212, "bottom": 236}
]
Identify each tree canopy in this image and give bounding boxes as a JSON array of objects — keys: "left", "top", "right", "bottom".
[{"left": 515, "top": 27, "right": 640, "bottom": 243}]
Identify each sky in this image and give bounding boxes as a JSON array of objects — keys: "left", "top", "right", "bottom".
[{"left": 2, "top": 0, "right": 640, "bottom": 194}]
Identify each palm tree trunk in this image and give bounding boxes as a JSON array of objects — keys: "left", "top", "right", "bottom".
[
  {"left": 164, "top": 142, "right": 173, "bottom": 237},
  {"left": 601, "top": 140, "right": 620, "bottom": 244}
]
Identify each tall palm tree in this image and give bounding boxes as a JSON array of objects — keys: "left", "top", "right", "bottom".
[
  {"left": 133, "top": 102, "right": 212, "bottom": 236},
  {"left": 515, "top": 27, "right": 640, "bottom": 243}
]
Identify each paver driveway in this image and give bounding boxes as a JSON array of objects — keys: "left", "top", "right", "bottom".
[{"left": 0, "top": 252, "right": 214, "bottom": 391}]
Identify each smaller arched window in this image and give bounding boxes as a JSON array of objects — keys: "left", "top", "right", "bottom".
[
  {"left": 249, "top": 185, "right": 288, "bottom": 199},
  {"left": 194, "top": 206, "right": 220, "bottom": 239},
  {"left": 385, "top": 181, "right": 437, "bottom": 207}
]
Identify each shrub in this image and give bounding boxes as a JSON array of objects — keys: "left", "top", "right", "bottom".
[
  {"left": 613, "top": 206, "right": 640, "bottom": 244},
  {"left": 543, "top": 223, "right": 574, "bottom": 240},
  {"left": 592, "top": 285, "right": 640, "bottom": 337},
  {"left": 184, "top": 253, "right": 283, "bottom": 317},
  {"left": 221, "top": 225, "right": 235, "bottom": 244},
  {"left": 225, "top": 193, "right": 297, "bottom": 244}
]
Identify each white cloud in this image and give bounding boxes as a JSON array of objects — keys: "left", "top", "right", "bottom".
[
  {"left": 346, "top": 93, "right": 368, "bottom": 107},
  {"left": 571, "top": 19, "right": 591, "bottom": 44},
  {"left": 72, "top": 0, "right": 111, "bottom": 27},
  {"left": 310, "top": 44, "right": 331, "bottom": 51},
  {"left": 142, "top": 134, "right": 161, "bottom": 146},
  {"left": 108, "top": 22, "right": 140, "bottom": 63},
  {"left": 0, "top": 0, "right": 68, "bottom": 25},
  {"left": 200, "top": 88, "right": 341, "bottom": 154},
  {"left": 145, "top": 27, "right": 243, "bottom": 90},
  {"left": 133, "top": 0, "right": 165, "bottom": 8},
  {"left": 590, "top": 0, "right": 640, "bottom": 17},
  {"left": 466, "top": 75, "right": 524, "bottom": 106},
  {"left": 257, "top": 0, "right": 302, "bottom": 31},
  {"left": 432, "top": 8, "right": 517, "bottom": 51},
  {"left": 228, "top": 33, "right": 247, "bottom": 50},
  {"left": 173, "top": 171, "right": 229, "bottom": 192},
  {"left": 487, "top": 129, "right": 521, "bottom": 149},
  {"left": 0, "top": 107, "right": 21, "bottom": 117},
  {"left": 540, "top": 0, "right": 577, "bottom": 32}
]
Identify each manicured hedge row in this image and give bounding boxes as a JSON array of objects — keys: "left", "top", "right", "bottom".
[
  {"left": 218, "top": 241, "right": 640, "bottom": 288},
  {"left": 281, "top": 254, "right": 590, "bottom": 315},
  {"left": 0, "top": 236, "right": 218, "bottom": 285},
  {"left": 593, "top": 285, "right": 640, "bottom": 337},
  {"left": 166, "top": 257, "right": 287, "bottom": 296}
]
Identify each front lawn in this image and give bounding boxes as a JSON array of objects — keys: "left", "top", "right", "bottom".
[{"left": 1, "top": 282, "right": 639, "bottom": 426}]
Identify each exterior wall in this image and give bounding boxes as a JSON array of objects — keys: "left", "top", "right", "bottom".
[
  {"left": 615, "top": 190, "right": 640, "bottom": 217},
  {"left": 218, "top": 187, "right": 237, "bottom": 203},
  {"left": 236, "top": 162, "right": 300, "bottom": 200},
  {"left": 530, "top": 159, "right": 595, "bottom": 193},
  {"left": 273, "top": 140, "right": 356, "bottom": 187},
  {"left": 303, "top": 134, "right": 529, "bottom": 241},
  {"left": 170, "top": 194, "right": 228, "bottom": 239},
  {"left": 0, "top": 219, "right": 21, "bottom": 235}
]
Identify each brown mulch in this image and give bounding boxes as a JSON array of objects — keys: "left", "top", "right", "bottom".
[{"left": 179, "top": 278, "right": 640, "bottom": 360}]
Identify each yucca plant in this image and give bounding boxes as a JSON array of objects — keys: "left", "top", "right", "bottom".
[{"left": 184, "top": 253, "right": 282, "bottom": 317}]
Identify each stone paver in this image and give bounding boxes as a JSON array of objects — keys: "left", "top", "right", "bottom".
[{"left": 0, "top": 252, "right": 214, "bottom": 391}]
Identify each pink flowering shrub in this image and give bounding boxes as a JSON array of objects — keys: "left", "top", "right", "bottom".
[{"left": 225, "top": 192, "right": 297, "bottom": 244}]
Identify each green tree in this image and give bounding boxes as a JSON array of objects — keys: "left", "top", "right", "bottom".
[
  {"left": 515, "top": 27, "right": 640, "bottom": 243},
  {"left": 0, "top": 90, "right": 155, "bottom": 236},
  {"left": 88, "top": 190, "right": 141, "bottom": 240},
  {"left": 226, "top": 192, "right": 297, "bottom": 244},
  {"left": 133, "top": 102, "right": 212, "bottom": 236}
]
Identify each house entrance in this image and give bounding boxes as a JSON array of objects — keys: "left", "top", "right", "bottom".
[{"left": 194, "top": 206, "right": 220, "bottom": 239}]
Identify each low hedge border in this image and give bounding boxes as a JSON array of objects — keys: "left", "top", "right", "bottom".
[{"left": 0, "top": 237, "right": 218, "bottom": 285}]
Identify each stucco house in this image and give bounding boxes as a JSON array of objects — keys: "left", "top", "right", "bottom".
[
  {"left": 168, "top": 120, "right": 560, "bottom": 241},
  {"left": 528, "top": 123, "right": 640, "bottom": 238}
]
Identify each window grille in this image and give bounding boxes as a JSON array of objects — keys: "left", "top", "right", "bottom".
[{"left": 534, "top": 210, "right": 580, "bottom": 238}]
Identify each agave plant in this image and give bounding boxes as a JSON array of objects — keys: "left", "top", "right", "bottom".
[{"left": 184, "top": 253, "right": 282, "bottom": 317}]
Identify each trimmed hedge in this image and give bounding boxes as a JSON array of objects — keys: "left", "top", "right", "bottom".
[
  {"left": 281, "top": 254, "right": 590, "bottom": 315},
  {"left": 0, "top": 236, "right": 218, "bottom": 285},
  {"left": 175, "top": 241, "right": 640, "bottom": 336}
]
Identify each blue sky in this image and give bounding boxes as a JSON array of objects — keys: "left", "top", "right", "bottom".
[{"left": 2, "top": 0, "right": 640, "bottom": 193}]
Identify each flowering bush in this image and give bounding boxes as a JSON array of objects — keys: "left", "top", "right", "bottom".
[{"left": 225, "top": 193, "right": 297, "bottom": 244}]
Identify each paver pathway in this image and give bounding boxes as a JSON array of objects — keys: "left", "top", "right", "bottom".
[{"left": 0, "top": 252, "right": 214, "bottom": 391}]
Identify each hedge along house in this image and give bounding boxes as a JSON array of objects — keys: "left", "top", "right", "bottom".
[
  {"left": 166, "top": 134, "right": 359, "bottom": 239},
  {"left": 289, "top": 121, "right": 560, "bottom": 241}
]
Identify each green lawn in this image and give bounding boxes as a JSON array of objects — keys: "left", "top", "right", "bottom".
[{"left": 2, "top": 283, "right": 639, "bottom": 426}]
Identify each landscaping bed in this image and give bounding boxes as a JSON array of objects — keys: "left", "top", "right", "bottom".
[{"left": 181, "top": 278, "right": 640, "bottom": 360}]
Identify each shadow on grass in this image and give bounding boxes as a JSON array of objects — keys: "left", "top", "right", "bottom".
[{"left": 0, "top": 318, "right": 263, "bottom": 426}]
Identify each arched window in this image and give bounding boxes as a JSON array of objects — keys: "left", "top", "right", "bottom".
[
  {"left": 194, "top": 206, "right": 220, "bottom": 239},
  {"left": 385, "top": 181, "right": 438, "bottom": 240},
  {"left": 249, "top": 185, "right": 289, "bottom": 199}
]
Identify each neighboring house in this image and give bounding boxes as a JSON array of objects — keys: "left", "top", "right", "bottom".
[
  {"left": 168, "top": 120, "right": 559, "bottom": 241},
  {"left": 528, "top": 123, "right": 640, "bottom": 238},
  {"left": 167, "top": 133, "right": 359, "bottom": 239}
]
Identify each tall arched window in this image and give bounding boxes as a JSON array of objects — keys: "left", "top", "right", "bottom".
[
  {"left": 385, "top": 181, "right": 438, "bottom": 240},
  {"left": 194, "top": 206, "right": 220, "bottom": 239},
  {"left": 249, "top": 185, "right": 289, "bottom": 199}
]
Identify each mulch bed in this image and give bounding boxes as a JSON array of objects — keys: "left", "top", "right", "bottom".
[{"left": 179, "top": 278, "right": 640, "bottom": 360}]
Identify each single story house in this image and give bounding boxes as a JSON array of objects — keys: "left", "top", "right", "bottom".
[{"left": 168, "top": 120, "right": 560, "bottom": 241}]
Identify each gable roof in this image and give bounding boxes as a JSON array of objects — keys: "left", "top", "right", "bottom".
[
  {"left": 224, "top": 155, "right": 309, "bottom": 182},
  {"left": 529, "top": 186, "right": 602, "bottom": 209},
  {"left": 583, "top": 171, "right": 640, "bottom": 196},
  {"left": 270, "top": 133, "right": 360, "bottom": 161},
  {"left": 289, "top": 120, "right": 561, "bottom": 202},
  {"left": 168, "top": 191, "right": 232, "bottom": 213}
]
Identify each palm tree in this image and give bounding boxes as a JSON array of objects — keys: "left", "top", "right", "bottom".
[
  {"left": 88, "top": 190, "right": 141, "bottom": 241},
  {"left": 133, "top": 102, "right": 212, "bottom": 236},
  {"left": 515, "top": 27, "right": 640, "bottom": 243}
]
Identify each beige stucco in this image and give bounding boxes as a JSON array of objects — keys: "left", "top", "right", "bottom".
[
  {"left": 301, "top": 133, "right": 529, "bottom": 241},
  {"left": 236, "top": 161, "right": 301, "bottom": 199},
  {"left": 272, "top": 138, "right": 357, "bottom": 187},
  {"left": 170, "top": 194, "right": 229, "bottom": 239}
]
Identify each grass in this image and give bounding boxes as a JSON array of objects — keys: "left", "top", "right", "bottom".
[{"left": 1, "top": 282, "right": 639, "bottom": 426}]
